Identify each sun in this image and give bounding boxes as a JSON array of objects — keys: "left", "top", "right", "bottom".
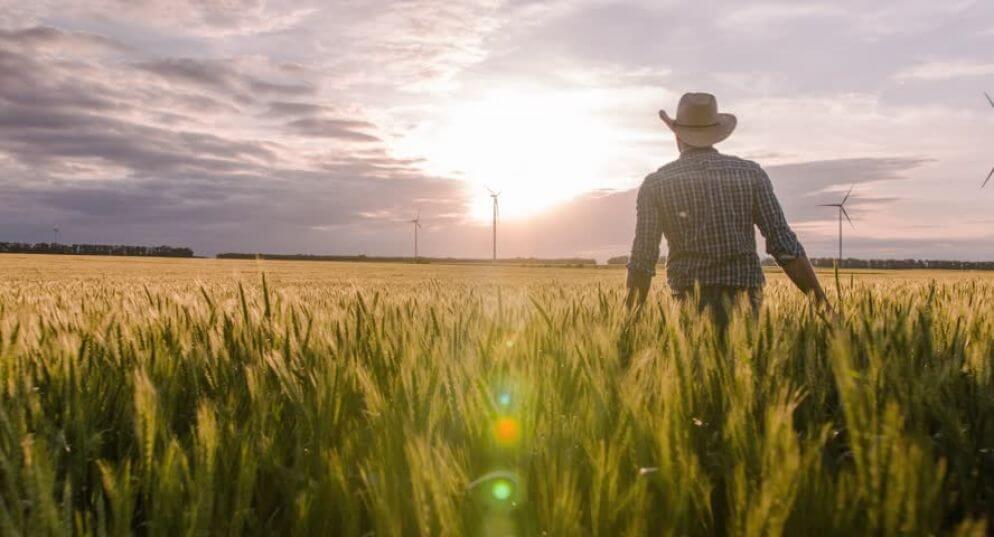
[{"left": 395, "top": 87, "right": 628, "bottom": 221}]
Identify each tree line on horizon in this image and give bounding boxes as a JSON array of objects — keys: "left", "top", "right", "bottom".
[
  {"left": 606, "top": 255, "right": 994, "bottom": 270},
  {"left": 4, "top": 243, "right": 991, "bottom": 269},
  {"left": 216, "top": 252, "right": 598, "bottom": 266},
  {"left": 0, "top": 242, "right": 194, "bottom": 258}
]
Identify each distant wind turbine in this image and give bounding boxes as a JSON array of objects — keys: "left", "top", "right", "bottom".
[
  {"left": 407, "top": 210, "right": 422, "bottom": 260},
  {"left": 53, "top": 226, "right": 60, "bottom": 245},
  {"left": 487, "top": 188, "right": 500, "bottom": 264},
  {"left": 818, "top": 184, "right": 855, "bottom": 264}
]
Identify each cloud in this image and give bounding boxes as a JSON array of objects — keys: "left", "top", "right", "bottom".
[
  {"left": 332, "top": 0, "right": 508, "bottom": 92},
  {"left": 0, "top": 18, "right": 469, "bottom": 254},
  {"left": 135, "top": 58, "right": 247, "bottom": 95},
  {"left": 263, "top": 101, "right": 333, "bottom": 117},
  {"left": 894, "top": 60, "right": 994, "bottom": 81},
  {"left": 717, "top": 3, "right": 843, "bottom": 29},
  {"left": 853, "top": 0, "right": 978, "bottom": 39},
  {"left": 284, "top": 118, "right": 380, "bottom": 141},
  {"left": 4, "top": 0, "right": 319, "bottom": 37},
  {"left": 0, "top": 25, "right": 125, "bottom": 52},
  {"left": 766, "top": 157, "right": 929, "bottom": 206},
  {"left": 134, "top": 58, "right": 314, "bottom": 103}
]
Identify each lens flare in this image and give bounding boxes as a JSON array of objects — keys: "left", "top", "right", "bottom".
[
  {"left": 491, "top": 479, "right": 513, "bottom": 501},
  {"left": 497, "top": 392, "right": 512, "bottom": 407},
  {"left": 467, "top": 470, "right": 522, "bottom": 508},
  {"left": 494, "top": 417, "right": 520, "bottom": 445}
]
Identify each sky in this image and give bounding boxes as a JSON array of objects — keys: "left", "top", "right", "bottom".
[{"left": 1, "top": 0, "right": 993, "bottom": 261}]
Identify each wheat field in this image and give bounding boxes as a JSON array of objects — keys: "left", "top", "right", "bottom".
[{"left": 1, "top": 254, "right": 993, "bottom": 536}]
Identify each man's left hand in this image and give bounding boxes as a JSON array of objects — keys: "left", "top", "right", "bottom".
[{"left": 625, "top": 270, "right": 652, "bottom": 312}]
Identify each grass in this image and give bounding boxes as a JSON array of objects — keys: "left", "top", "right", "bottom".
[{"left": 0, "top": 254, "right": 993, "bottom": 536}]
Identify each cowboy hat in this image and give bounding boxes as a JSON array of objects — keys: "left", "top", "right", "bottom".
[{"left": 659, "top": 92, "right": 737, "bottom": 147}]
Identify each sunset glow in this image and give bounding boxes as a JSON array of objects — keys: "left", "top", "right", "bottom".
[{"left": 398, "top": 88, "right": 628, "bottom": 220}]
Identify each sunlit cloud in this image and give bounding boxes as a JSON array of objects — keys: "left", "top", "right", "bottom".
[
  {"left": 894, "top": 60, "right": 994, "bottom": 81},
  {"left": 717, "top": 3, "right": 844, "bottom": 29}
]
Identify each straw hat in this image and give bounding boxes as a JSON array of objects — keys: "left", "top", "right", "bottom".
[{"left": 659, "top": 92, "right": 737, "bottom": 147}]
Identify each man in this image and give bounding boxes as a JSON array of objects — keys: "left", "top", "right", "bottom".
[{"left": 625, "top": 92, "right": 828, "bottom": 325}]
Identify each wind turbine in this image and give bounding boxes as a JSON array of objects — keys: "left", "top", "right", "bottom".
[
  {"left": 407, "top": 210, "right": 422, "bottom": 260},
  {"left": 984, "top": 93, "right": 994, "bottom": 188},
  {"left": 818, "top": 184, "right": 855, "bottom": 264},
  {"left": 487, "top": 188, "right": 500, "bottom": 264},
  {"left": 53, "top": 226, "right": 60, "bottom": 245}
]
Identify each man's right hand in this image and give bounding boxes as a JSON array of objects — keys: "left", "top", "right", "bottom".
[{"left": 780, "top": 256, "right": 833, "bottom": 313}]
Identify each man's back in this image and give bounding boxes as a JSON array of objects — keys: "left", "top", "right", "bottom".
[
  {"left": 628, "top": 147, "right": 805, "bottom": 292},
  {"left": 625, "top": 92, "right": 828, "bottom": 317}
]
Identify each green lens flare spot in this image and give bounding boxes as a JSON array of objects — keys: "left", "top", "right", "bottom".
[
  {"left": 498, "top": 392, "right": 511, "bottom": 407},
  {"left": 491, "top": 480, "right": 513, "bottom": 501}
]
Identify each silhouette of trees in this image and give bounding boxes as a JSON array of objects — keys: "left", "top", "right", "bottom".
[
  {"left": 611, "top": 255, "right": 994, "bottom": 271},
  {"left": 607, "top": 255, "right": 667, "bottom": 266},
  {"left": 217, "top": 253, "right": 596, "bottom": 265},
  {"left": 0, "top": 242, "right": 193, "bottom": 258},
  {"left": 7, "top": 242, "right": 991, "bottom": 270},
  {"left": 760, "top": 257, "right": 994, "bottom": 271}
]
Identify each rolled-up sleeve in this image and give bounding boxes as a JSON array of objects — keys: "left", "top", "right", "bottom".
[
  {"left": 628, "top": 178, "right": 663, "bottom": 276},
  {"left": 753, "top": 169, "right": 806, "bottom": 266}
]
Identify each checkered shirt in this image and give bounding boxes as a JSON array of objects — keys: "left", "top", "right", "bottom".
[{"left": 628, "top": 147, "right": 805, "bottom": 291}]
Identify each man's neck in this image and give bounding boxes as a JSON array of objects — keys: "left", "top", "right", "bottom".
[
  {"left": 679, "top": 145, "right": 717, "bottom": 156},
  {"left": 677, "top": 138, "right": 714, "bottom": 154}
]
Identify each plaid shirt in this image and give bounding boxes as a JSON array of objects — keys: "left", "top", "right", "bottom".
[{"left": 628, "top": 147, "right": 805, "bottom": 291}]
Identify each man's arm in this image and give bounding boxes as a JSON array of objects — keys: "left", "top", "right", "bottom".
[
  {"left": 780, "top": 256, "right": 828, "bottom": 304},
  {"left": 626, "top": 179, "right": 663, "bottom": 311},
  {"left": 753, "top": 169, "right": 829, "bottom": 306}
]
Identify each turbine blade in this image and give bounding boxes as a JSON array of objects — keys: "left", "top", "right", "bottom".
[
  {"left": 841, "top": 183, "right": 855, "bottom": 205},
  {"left": 817, "top": 204, "right": 840, "bottom": 207},
  {"left": 983, "top": 167, "right": 994, "bottom": 189},
  {"left": 841, "top": 207, "right": 855, "bottom": 228},
  {"left": 986, "top": 92, "right": 994, "bottom": 108}
]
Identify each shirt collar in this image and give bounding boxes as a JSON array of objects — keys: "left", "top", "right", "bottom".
[{"left": 680, "top": 146, "right": 719, "bottom": 158}]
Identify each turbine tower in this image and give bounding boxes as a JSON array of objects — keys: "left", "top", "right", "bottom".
[
  {"left": 487, "top": 188, "right": 500, "bottom": 264},
  {"left": 407, "top": 210, "right": 422, "bottom": 260},
  {"left": 985, "top": 93, "right": 994, "bottom": 188},
  {"left": 53, "top": 226, "right": 60, "bottom": 245},
  {"left": 818, "top": 184, "right": 855, "bottom": 264}
]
